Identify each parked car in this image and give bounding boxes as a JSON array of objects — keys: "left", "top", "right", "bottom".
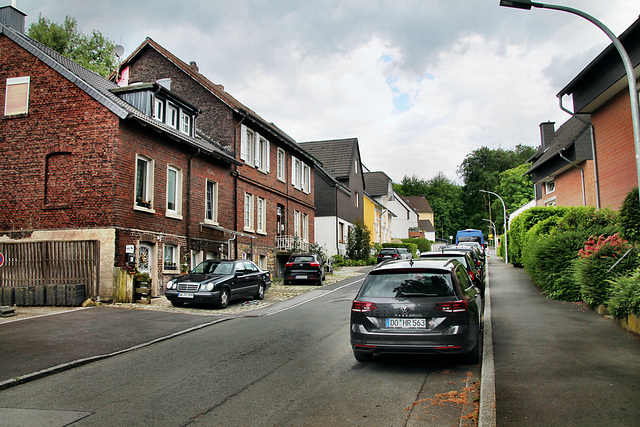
[
  {"left": 165, "top": 259, "right": 271, "bottom": 308},
  {"left": 457, "top": 241, "right": 485, "bottom": 261},
  {"left": 443, "top": 246, "right": 485, "bottom": 281},
  {"left": 350, "top": 258, "right": 483, "bottom": 363},
  {"left": 419, "top": 250, "right": 484, "bottom": 296},
  {"left": 377, "top": 248, "right": 412, "bottom": 263},
  {"left": 283, "top": 253, "right": 325, "bottom": 286}
]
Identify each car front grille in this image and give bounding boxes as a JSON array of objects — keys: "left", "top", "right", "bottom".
[{"left": 177, "top": 283, "right": 200, "bottom": 292}]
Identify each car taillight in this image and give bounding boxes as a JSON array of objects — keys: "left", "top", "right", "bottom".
[
  {"left": 468, "top": 270, "right": 476, "bottom": 281},
  {"left": 435, "top": 300, "right": 468, "bottom": 313},
  {"left": 285, "top": 262, "right": 293, "bottom": 267},
  {"left": 352, "top": 301, "right": 377, "bottom": 312},
  {"left": 310, "top": 261, "right": 320, "bottom": 267},
  {"left": 392, "top": 254, "right": 399, "bottom": 258}
]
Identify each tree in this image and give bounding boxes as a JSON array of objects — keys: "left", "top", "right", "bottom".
[
  {"left": 497, "top": 164, "right": 534, "bottom": 214},
  {"left": 28, "top": 14, "right": 117, "bottom": 78},
  {"left": 346, "top": 219, "right": 371, "bottom": 261}
]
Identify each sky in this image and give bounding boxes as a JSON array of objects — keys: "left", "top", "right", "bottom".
[{"left": 8, "top": 0, "right": 640, "bottom": 184}]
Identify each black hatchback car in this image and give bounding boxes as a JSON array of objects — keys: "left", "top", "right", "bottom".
[
  {"left": 165, "top": 259, "right": 271, "bottom": 308},
  {"left": 350, "top": 258, "right": 482, "bottom": 363},
  {"left": 283, "top": 253, "right": 325, "bottom": 286},
  {"left": 419, "top": 250, "right": 484, "bottom": 296}
]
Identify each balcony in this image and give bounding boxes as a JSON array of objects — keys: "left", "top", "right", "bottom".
[{"left": 276, "top": 235, "right": 309, "bottom": 253}]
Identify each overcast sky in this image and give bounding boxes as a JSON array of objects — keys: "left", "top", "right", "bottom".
[{"left": 10, "top": 0, "right": 640, "bottom": 183}]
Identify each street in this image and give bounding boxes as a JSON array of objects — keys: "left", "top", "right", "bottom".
[{"left": 0, "top": 275, "right": 480, "bottom": 426}]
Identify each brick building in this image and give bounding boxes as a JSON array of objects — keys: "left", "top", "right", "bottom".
[
  {"left": 556, "top": 17, "right": 640, "bottom": 210},
  {"left": 114, "top": 38, "right": 317, "bottom": 276},
  {"left": 0, "top": 7, "right": 252, "bottom": 300}
]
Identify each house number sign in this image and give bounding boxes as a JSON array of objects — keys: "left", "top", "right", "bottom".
[{"left": 0, "top": 252, "right": 4, "bottom": 267}]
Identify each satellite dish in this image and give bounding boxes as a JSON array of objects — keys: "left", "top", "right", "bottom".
[{"left": 113, "top": 45, "right": 125, "bottom": 58}]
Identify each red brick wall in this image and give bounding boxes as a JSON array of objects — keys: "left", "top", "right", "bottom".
[
  {"left": 546, "top": 160, "right": 597, "bottom": 207},
  {"left": 591, "top": 90, "right": 638, "bottom": 210},
  {"left": 0, "top": 35, "right": 119, "bottom": 231}
]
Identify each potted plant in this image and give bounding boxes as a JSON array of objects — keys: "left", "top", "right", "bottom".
[{"left": 134, "top": 271, "right": 150, "bottom": 284}]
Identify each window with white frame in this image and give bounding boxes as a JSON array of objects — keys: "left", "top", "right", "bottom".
[
  {"left": 164, "top": 244, "right": 178, "bottom": 270},
  {"left": 4, "top": 76, "right": 30, "bottom": 116},
  {"left": 135, "top": 155, "right": 154, "bottom": 209},
  {"left": 257, "top": 197, "right": 266, "bottom": 233},
  {"left": 545, "top": 180, "right": 555, "bottom": 194},
  {"left": 181, "top": 112, "right": 191, "bottom": 135},
  {"left": 166, "top": 166, "right": 182, "bottom": 218},
  {"left": 167, "top": 104, "right": 178, "bottom": 129},
  {"left": 255, "top": 135, "right": 270, "bottom": 173},
  {"left": 355, "top": 191, "right": 359, "bottom": 207},
  {"left": 292, "top": 157, "right": 300, "bottom": 188},
  {"left": 153, "top": 97, "right": 164, "bottom": 121},
  {"left": 244, "top": 193, "right": 255, "bottom": 231},
  {"left": 205, "top": 180, "right": 218, "bottom": 224},
  {"left": 294, "top": 210, "right": 300, "bottom": 237},
  {"left": 302, "top": 163, "right": 311, "bottom": 193},
  {"left": 277, "top": 148, "right": 286, "bottom": 182},
  {"left": 241, "top": 125, "right": 255, "bottom": 166}
]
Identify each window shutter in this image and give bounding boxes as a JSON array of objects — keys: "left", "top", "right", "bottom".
[
  {"left": 240, "top": 125, "right": 248, "bottom": 162},
  {"left": 254, "top": 133, "right": 261, "bottom": 169},
  {"left": 266, "top": 140, "right": 271, "bottom": 173}
]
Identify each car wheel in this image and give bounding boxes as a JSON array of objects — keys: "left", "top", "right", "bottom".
[
  {"left": 353, "top": 349, "right": 373, "bottom": 362},
  {"left": 284, "top": 279, "right": 290, "bottom": 286},
  {"left": 463, "top": 331, "right": 482, "bottom": 364},
  {"left": 170, "top": 301, "right": 184, "bottom": 307},
  {"left": 256, "top": 283, "right": 265, "bottom": 300},
  {"left": 217, "top": 288, "right": 229, "bottom": 309}
]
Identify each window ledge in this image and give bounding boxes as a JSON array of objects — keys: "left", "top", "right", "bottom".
[
  {"left": 166, "top": 212, "right": 183, "bottom": 220},
  {"left": 43, "top": 203, "right": 71, "bottom": 210},
  {"left": 257, "top": 231, "right": 267, "bottom": 236},
  {"left": 134, "top": 205, "right": 155, "bottom": 214},
  {"left": 2, "top": 113, "right": 29, "bottom": 120}
]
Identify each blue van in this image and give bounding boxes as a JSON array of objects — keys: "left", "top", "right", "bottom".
[{"left": 456, "top": 229, "right": 484, "bottom": 246}]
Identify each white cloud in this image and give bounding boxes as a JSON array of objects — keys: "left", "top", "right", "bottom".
[{"left": 14, "top": 0, "right": 640, "bottom": 184}]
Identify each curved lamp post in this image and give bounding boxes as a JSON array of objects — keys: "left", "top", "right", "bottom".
[
  {"left": 483, "top": 218, "right": 497, "bottom": 249},
  {"left": 499, "top": 0, "right": 640, "bottom": 207},
  {"left": 480, "top": 190, "right": 508, "bottom": 264}
]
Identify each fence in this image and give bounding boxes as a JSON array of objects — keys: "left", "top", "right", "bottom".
[{"left": 0, "top": 240, "right": 100, "bottom": 298}]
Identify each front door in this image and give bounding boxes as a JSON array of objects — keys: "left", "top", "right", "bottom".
[{"left": 138, "top": 243, "right": 155, "bottom": 295}]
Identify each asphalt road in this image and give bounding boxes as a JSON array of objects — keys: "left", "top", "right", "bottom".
[
  {"left": 490, "top": 256, "right": 640, "bottom": 426},
  {"left": 0, "top": 274, "right": 480, "bottom": 426}
]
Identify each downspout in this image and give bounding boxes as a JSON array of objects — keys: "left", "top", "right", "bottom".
[
  {"left": 227, "top": 234, "right": 236, "bottom": 260},
  {"left": 187, "top": 148, "right": 201, "bottom": 259},
  {"left": 335, "top": 183, "right": 339, "bottom": 256},
  {"left": 233, "top": 111, "right": 249, "bottom": 260},
  {"left": 558, "top": 95, "right": 601, "bottom": 208},
  {"left": 558, "top": 150, "right": 586, "bottom": 206}
]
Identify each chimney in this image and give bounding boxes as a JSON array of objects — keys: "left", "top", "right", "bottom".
[
  {"left": 539, "top": 121, "right": 555, "bottom": 150},
  {"left": 0, "top": 5, "right": 26, "bottom": 33}
]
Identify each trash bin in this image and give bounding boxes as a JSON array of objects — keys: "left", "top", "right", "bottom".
[{"left": 134, "top": 279, "right": 152, "bottom": 304}]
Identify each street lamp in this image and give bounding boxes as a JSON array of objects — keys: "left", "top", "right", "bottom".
[
  {"left": 480, "top": 190, "right": 508, "bottom": 264},
  {"left": 482, "top": 219, "right": 497, "bottom": 249},
  {"left": 499, "top": 0, "right": 640, "bottom": 207}
]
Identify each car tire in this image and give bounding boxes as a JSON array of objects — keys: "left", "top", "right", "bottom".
[
  {"left": 353, "top": 349, "right": 373, "bottom": 362},
  {"left": 256, "top": 283, "right": 265, "bottom": 300},
  {"left": 217, "top": 288, "right": 229, "bottom": 309},
  {"left": 284, "top": 279, "right": 290, "bottom": 286},
  {"left": 170, "top": 301, "right": 184, "bottom": 307},
  {"left": 463, "top": 331, "right": 482, "bottom": 364}
]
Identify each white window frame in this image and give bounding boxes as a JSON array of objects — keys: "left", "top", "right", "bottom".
[
  {"left": 255, "top": 135, "right": 270, "bottom": 173},
  {"left": 164, "top": 244, "right": 178, "bottom": 271},
  {"left": 181, "top": 111, "right": 191, "bottom": 135},
  {"left": 153, "top": 97, "right": 164, "bottom": 121},
  {"left": 244, "top": 193, "right": 255, "bottom": 231},
  {"left": 135, "top": 155, "right": 154, "bottom": 212},
  {"left": 302, "top": 212, "right": 309, "bottom": 241},
  {"left": 292, "top": 157, "right": 300, "bottom": 188},
  {"left": 5, "top": 76, "right": 30, "bottom": 116},
  {"left": 294, "top": 210, "right": 301, "bottom": 237},
  {"left": 545, "top": 180, "right": 555, "bottom": 194},
  {"left": 205, "top": 180, "right": 219, "bottom": 224},
  {"left": 240, "top": 125, "right": 255, "bottom": 166},
  {"left": 303, "top": 163, "right": 311, "bottom": 194},
  {"left": 167, "top": 104, "right": 178, "bottom": 129},
  {"left": 257, "top": 197, "right": 266, "bottom": 234},
  {"left": 166, "top": 165, "right": 183, "bottom": 219},
  {"left": 277, "top": 148, "right": 286, "bottom": 182}
]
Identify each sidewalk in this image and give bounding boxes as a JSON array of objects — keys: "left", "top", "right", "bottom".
[{"left": 489, "top": 256, "right": 640, "bottom": 425}]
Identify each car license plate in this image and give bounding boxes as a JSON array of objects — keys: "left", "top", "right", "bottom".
[
  {"left": 296, "top": 275, "right": 307, "bottom": 279},
  {"left": 178, "top": 292, "right": 194, "bottom": 298},
  {"left": 386, "top": 318, "right": 426, "bottom": 329}
]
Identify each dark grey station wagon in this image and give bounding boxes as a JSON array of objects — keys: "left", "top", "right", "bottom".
[{"left": 350, "top": 258, "right": 482, "bottom": 363}]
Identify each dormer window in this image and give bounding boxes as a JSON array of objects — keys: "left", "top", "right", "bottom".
[
  {"left": 154, "top": 98, "right": 164, "bottom": 121},
  {"left": 167, "top": 104, "right": 178, "bottom": 129},
  {"left": 181, "top": 112, "right": 191, "bottom": 135}
]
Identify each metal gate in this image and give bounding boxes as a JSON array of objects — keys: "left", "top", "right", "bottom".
[{"left": 0, "top": 241, "right": 100, "bottom": 298}]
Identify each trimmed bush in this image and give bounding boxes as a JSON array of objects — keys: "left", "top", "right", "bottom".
[
  {"left": 618, "top": 187, "right": 640, "bottom": 243},
  {"left": 607, "top": 268, "right": 640, "bottom": 316}
]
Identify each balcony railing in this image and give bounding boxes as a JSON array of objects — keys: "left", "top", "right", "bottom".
[{"left": 276, "top": 235, "right": 309, "bottom": 252}]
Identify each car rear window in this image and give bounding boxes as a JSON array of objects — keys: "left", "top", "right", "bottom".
[
  {"left": 379, "top": 249, "right": 397, "bottom": 254},
  {"left": 291, "top": 256, "right": 315, "bottom": 263},
  {"left": 359, "top": 271, "right": 454, "bottom": 298}
]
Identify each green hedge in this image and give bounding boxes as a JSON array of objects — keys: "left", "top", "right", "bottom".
[{"left": 607, "top": 267, "right": 640, "bottom": 316}]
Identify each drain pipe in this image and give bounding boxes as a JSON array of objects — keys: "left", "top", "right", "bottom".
[
  {"left": 558, "top": 95, "right": 601, "bottom": 208},
  {"left": 227, "top": 234, "right": 236, "bottom": 260},
  {"left": 558, "top": 150, "right": 586, "bottom": 206}
]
